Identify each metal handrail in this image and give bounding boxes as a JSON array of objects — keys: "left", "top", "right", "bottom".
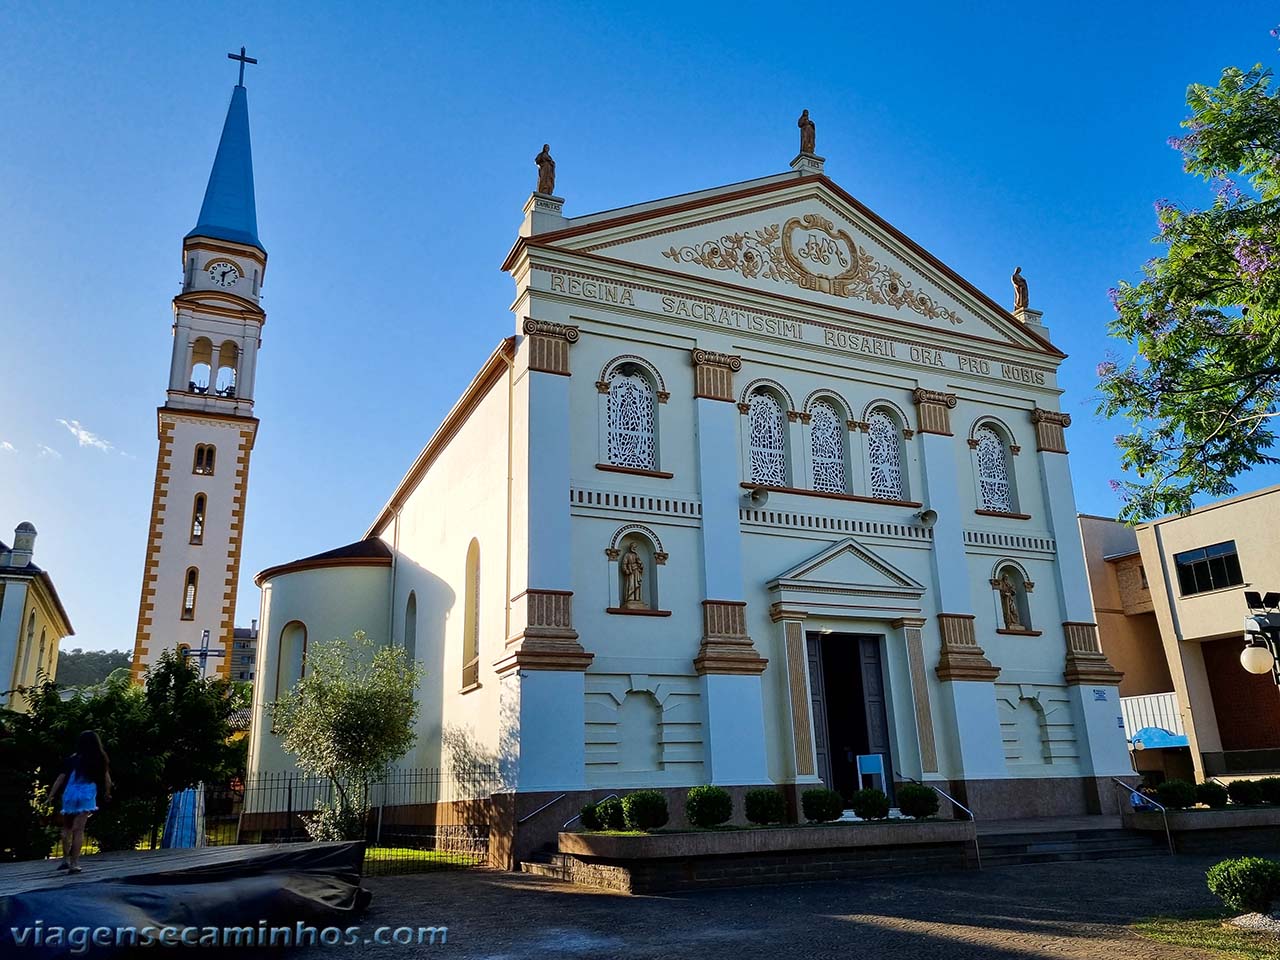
[
  {"left": 895, "top": 772, "right": 981, "bottom": 870},
  {"left": 517, "top": 793, "right": 567, "bottom": 825},
  {"left": 563, "top": 793, "right": 618, "bottom": 830},
  {"left": 1111, "top": 777, "right": 1174, "bottom": 855}
]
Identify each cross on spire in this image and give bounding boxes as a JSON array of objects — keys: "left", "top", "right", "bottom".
[{"left": 227, "top": 46, "right": 257, "bottom": 87}]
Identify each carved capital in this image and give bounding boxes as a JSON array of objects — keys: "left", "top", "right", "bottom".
[
  {"left": 595, "top": 380, "right": 611, "bottom": 394},
  {"left": 912, "top": 388, "right": 957, "bottom": 436},
  {"left": 695, "top": 599, "right": 768, "bottom": 675},
  {"left": 934, "top": 613, "right": 1001, "bottom": 682},
  {"left": 691, "top": 349, "right": 742, "bottom": 402},
  {"left": 522, "top": 318, "right": 580, "bottom": 376},
  {"left": 656, "top": 391, "right": 670, "bottom": 404},
  {"left": 967, "top": 438, "right": 981, "bottom": 449},
  {"left": 1031, "top": 408, "right": 1072, "bottom": 454},
  {"left": 604, "top": 548, "right": 621, "bottom": 561},
  {"left": 769, "top": 603, "right": 809, "bottom": 623},
  {"left": 496, "top": 589, "right": 592, "bottom": 674},
  {"left": 654, "top": 552, "right": 668, "bottom": 566},
  {"left": 848, "top": 419, "right": 870, "bottom": 433},
  {"left": 1062, "top": 621, "right": 1123, "bottom": 685},
  {"left": 737, "top": 402, "right": 751, "bottom": 414}
]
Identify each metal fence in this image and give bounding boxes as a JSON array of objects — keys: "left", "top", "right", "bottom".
[{"left": 46, "top": 767, "right": 504, "bottom": 875}]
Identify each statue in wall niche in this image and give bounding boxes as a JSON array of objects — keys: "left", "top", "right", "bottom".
[
  {"left": 797, "top": 109, "right": 816, "bottom": 155},
  {"left": 995, "top": 574, "right": 1025, "bottom": 631},
  {"left": 535, "top": 143, "right": 556, "bottom": 195},
  {"left": 621, "top": 543, "right": 647, "bottom": 609},
  {"left": 1011, "top": 266, "right": 1029, "bottom": 311}
]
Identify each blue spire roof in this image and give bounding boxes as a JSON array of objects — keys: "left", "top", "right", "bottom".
[{"left": 186, "top": 84, "right": 263, "bottom": 252}]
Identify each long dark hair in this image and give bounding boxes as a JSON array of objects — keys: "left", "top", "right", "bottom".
[{"left": 71, "top": 730, "right": 109, "bottom": 793}]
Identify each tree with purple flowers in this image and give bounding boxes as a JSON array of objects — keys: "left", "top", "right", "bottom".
[{"left": 1099, "top": 35, "right": 1280, "bottom": 521}]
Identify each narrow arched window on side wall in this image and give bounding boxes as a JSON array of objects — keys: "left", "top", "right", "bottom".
[
  {"left": 36, "top": 630, "right": 46, "bottom": 680},
  {"left": 809, "top": 400, "right": 847, "bottom": 493},
  {"left": 462, "top": 539, "right": 481, "bottom": 689},
  {"left": 275, "top": 621, "right": 308, "bottom": 702},
  {"left": 606, "top": 367, "right": 657, "bottom": 470},
  {"left": 181, "top": 568, "right": 198, "bottom": 620},
  {"left": 975, "top": 426, "right": 1013, "bottom": 512},
  {"left": 747, "top": 390, "right": 787, "bottom": 485},
  {"left": 190, "top": 494, "right": 207, "bottom": 544},
  {"left": 193, "top": 444, "right": 216, "bottom": 476},
  {"left": 867, "top": 409, "right": 905, "bottom": 501},
  {"left": 404, "top": 591, "right": 417, "bottom": 661}
]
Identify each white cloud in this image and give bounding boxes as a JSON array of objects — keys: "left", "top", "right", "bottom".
[
  {"left": 57, "top": 418, "right": 114, "bottom": 452},
  {"left": 0, "top": 441, "right": 14, "bottom": 453},
  {"left": 36, "top": 444, "right": 62, "bottom": 459}
]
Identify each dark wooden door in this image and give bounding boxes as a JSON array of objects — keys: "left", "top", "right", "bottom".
[
  {"left": 858, "top": 635, "right": 894, "bottom": 798},
  {"left": 807, "top": 634, "right": 832, "bottom": 789}
]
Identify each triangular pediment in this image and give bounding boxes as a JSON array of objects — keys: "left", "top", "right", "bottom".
[
  {"left": 519, "top": 174, "right": 1055, "bottom": 354},
  {"left": 768, "top": 537, "right": 926, "bottom": 596}
]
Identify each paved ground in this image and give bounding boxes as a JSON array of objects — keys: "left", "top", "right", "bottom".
[{"left": 306, "top": 854, "right": 1227, "bottom": 959}]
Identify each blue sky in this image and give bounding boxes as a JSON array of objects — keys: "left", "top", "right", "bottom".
[{"left": 1, "top": 1, "right": 1276, "bottom": 652}]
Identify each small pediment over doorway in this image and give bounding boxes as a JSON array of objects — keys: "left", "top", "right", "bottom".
[{"left": 766, "top": 537, "right": 926, "bottom": 621}]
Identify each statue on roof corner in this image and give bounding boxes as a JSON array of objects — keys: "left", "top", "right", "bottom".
[
  {"left": 535, "top": 143, "right": 556, "bottom": 196},
  {"left": 797, "top": 109, "right": 816, "bottom": 155},
  {"left": 1011, "top": 266, "right": 1029, "bottom": 311}
]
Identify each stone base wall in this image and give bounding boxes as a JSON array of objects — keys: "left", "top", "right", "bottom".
[
  {"left": 560, "top": 842, "right": 975, "bottom": 894},
  {"left": 1126, "top": 807, "right": 1280, "bottom": 855},
  {"left": 947, "top": 776, "right": 1133, "bottom": 819}
]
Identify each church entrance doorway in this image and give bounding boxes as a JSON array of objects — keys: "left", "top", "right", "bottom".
[{"left": 807, "top": 632, "right": 894, "bottom": 803}]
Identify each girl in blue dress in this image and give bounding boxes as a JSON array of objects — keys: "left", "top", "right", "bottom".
[{"left": 50, "top": 730, "right": 112, "bottom": 874}]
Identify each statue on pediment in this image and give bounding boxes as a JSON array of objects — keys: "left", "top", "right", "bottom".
[
  {"left": 535, "top": 143, "right": 556, "bottom": 196},
  {"left": 798, "top": 110, "right": 816, "bottom": 155},
  {"left": 1011, "top": 266, "right": 1029, "bottom": 311}
]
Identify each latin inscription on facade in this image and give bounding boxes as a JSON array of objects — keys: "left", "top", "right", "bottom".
[{"left": 546, "top": 270, "right": 1050, "bottom": 388}]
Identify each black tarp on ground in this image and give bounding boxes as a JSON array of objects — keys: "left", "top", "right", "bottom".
[{"left": 0, "top": 842, "right": 371, "bottom": 958}]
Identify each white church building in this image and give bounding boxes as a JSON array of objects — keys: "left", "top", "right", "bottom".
[{"left": 246, "top": 121, "right": 1132, "bottom": 835}]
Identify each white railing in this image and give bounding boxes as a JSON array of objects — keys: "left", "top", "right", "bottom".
[{"left": 1121, "top": 691, "right": 1184, "bottom": 741}]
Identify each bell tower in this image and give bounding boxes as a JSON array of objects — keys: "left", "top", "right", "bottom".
[{"left": 132, "top": 50, "right": 266, "bottom": 681}]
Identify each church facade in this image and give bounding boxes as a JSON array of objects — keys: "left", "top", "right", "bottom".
[{"left": 246, "top": 129, "right": 1131, "bottom": 829}]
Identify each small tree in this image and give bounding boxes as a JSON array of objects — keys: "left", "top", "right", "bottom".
[{"left": 270, "top": 632, "right": 421, "bottom": 840}]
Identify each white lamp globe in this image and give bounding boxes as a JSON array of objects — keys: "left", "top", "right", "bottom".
[{"left": 1241, "top": 641, "right": 1276, "bottom": 675}]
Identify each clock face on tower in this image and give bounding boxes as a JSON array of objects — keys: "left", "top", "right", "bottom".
[{"left": 207, "top": 260, "right": 241, "bottom": 288}]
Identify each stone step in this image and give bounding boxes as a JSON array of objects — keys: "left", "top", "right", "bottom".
[
  {"left": 981, "top": 835, "right": 1160, "bottom": 854},
  {"left": 981, "top": 846, "right": 1167, "bottom": 867},
  {"left": 519, "top": 859, "right": 568, "bottom": 879}
]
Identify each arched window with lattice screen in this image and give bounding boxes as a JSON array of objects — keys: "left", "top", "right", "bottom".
[
  {"left": 976, "top": 426, "right": 1013, "bottom": 512},
  {"left": 606, "top": 369, "right": 657, "bottom": 470},
  {"left": 809, "top": 400, "right": 847, "bottom": 493},
  {"left": 867, "top": 409, "right": 905, "bottom": 501},
  {"left": 747, "top": 391, "right": 787, "bottom": 485}
]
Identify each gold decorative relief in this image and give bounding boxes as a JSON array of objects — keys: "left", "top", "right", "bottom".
[{"left": 662, "top": 213, "right": 963, "bottom": 326}]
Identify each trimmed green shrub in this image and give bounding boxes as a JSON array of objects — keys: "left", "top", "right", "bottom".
[
  {"left": 621, "top": 790, "right": 669, "bottom": 831},
  {"left": 850, "top": 788, "right": 891, "bottom": 820},
  {"left": 1195, "top": 781, "right": 1229, "bottom": 809},
  {"left": 744, "top": 788, "right": 786, "bottom": 825},
  {"left": 801, "top": 788, "right": 844, "bottom": 823},
  {"left": 897, "top": 783, "right": 940, "bottom": 819},
  {"left": 685, "top": 785, "right": 733, "bottom": 828},
  {"left": 1207, "top": 857, "right": 1280, "bottom": 914},
  {"left": 1258, "top": 777, "right": 1280, "bottom": 805},
  {"left": 1228, "top": 779, "right": 1264, "bottom": 807},
  {"left": 578, "top": 802, "right": 602, "bottom": 831},
  {"left": 1155, "top": 778, "right": 1196, "bottom": 810},
  {"left": 595, "top": 796, "right": 626, "bottom": 831}
]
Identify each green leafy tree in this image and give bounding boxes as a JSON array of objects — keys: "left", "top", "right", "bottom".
[
  {"left": 52, "top": 648, "right": 131, "bottom": 687},
  {"left": 1099, "top": 37, "right": 1280, "bottom": 520},
  {"left": 5, "top": 651, "right": 241, "bottom": 854},
  {"left": 270, "top": 632, "right": 421, "bottom": 840}
]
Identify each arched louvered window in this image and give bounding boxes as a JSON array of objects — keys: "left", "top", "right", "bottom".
[
  {"left": 867, "top": 410, "right": 905, "bottom": 501},
  {"left": 462, "top": 540, "right": 481, "bottom": 689},
  {"left": 809, "top": 400, "right": 847, "bottom": 493},
  {"left": 606, "top": 369, "right": 656, "bottom": 470},
  {"left": 181, "top": 568, "right": 199, "bottom": 620},
  {"left": 747, "top": 391, "right": 787, "bottom": 485},
  {"left": 190, "top": 494, "right": 206, "bottom": 544},
  {"left": 976, "top": 426, "right": 1013, "bottom": 512}
]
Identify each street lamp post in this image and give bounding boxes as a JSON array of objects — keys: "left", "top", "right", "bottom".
[{"left": 1241, "top": 591, "right": 1280, "bottom": 685}]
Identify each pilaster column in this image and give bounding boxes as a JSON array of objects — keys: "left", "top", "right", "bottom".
[
  {"left": 913, "top": 385, "right": 1007, "bottom": 782},
  {"left": 1030, "top": 406, "right": 1128, "bottom": 779},
  {"left": 497, "top": 319, "right": 590, "bottom": 793},
  {"left": 690, "top": 348, "right": 768, "bottom": 784},
  {"left": 772, "top": 606, "right": 819, "bottom": 781},
  {"left": 893, "top": 617, "right": 939, "bottom": 775},
  {"left": 238, "top": 331, "right": 259, "bottom": 400}
]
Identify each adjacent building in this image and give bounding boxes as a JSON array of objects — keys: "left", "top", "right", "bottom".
[
  {"left": 247, "top": 120, "right": 1132, "bottom": 845},
  {"left": 1, "top": 522, "right": 74, "bottom": 711},
  {"left": 1082, "top": 485, "right": 1280, "bottom": 784}
]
